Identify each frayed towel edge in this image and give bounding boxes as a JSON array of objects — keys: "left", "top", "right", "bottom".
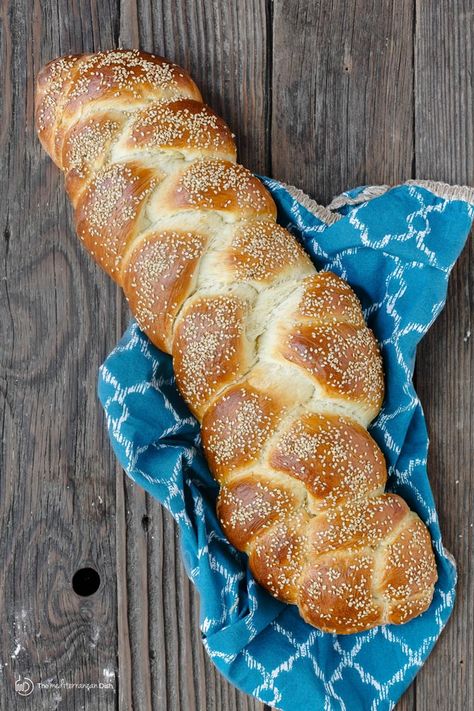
[{"left": 282, "top": 179, "right": 474, "bottom": 223}]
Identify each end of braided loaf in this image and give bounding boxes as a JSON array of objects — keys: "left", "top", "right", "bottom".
[{"left": 36, "top": 49, "right": 437, "bottom": 634}]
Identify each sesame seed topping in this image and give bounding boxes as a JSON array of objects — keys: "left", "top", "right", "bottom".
[
  {"left": 36, "top": 55, "right": 79, "bottom": 133},
  {"left": 124, "top": 231, "right": 206, "bottom": 344},
  {"left": 177, "top": 159, "right": 272, "bottom": 212},
  {"left": 299, "top": 273, "right": 365, "bottom": 326},
  {"left": 285, "top": 323, "right": 384, "bottom": 406},
  {"left": 173, "top": 295, "right": 248, "bottom": 409},
  {"left": 77, "top": 162, "right": 159, "bottom": 274},
  {"left": 271, "top": 413, "right": 385, "bottom": 504},
  {"left": 230, "top": 221, "right": 309, "bottom": 282},
  {"left": 67, "top": 50, "right": 181, "bottom": 103},
  {"left": 129, "top": 100, "right": 233, "bottom": 153},
  {"left": 219, "top": 478, "right": 295, "bottom": 539},
  {"left": 65, "top": 117, "right": 120, "bottom": 175},
  {"left": 203, "top": 386, "right": 277, "bottom": 476}
]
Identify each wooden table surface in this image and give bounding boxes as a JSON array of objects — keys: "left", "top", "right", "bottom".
[{"left": 0, "top": 1, "right": 472, "bottom": 709}]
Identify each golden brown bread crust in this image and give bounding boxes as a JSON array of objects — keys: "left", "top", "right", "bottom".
[
  {"left": 298, "top": 270, "right": 366, "bottom": 325},
  {"left": 202, "top": 384, "right": 283, "bottom": 481},
  {"left": 283, "top": 321, "right": 384, "bottom": 410},
  {"left": 298, "top": 551, "right": 384, "bottom": 633},
  {"left": 218, "top": 475, "right": 303, "bottom": 551},
  {"left": 269, "top": 412, "right": 386, "bottom": 507},
  {"left": 36, "top": 54, "right": 83, "bottom": 164},
  {"left": 250, "top": 511, "right": 310, "bottom": 604},
  {"left": 122, "top": 230, "right": 208, "bottom": 352},
  {"left": 155, "top": 159, "right": 277, "bottom": 220},
  {"left": 121, "top": 99, "right": 237, "bottom": 159},
  {"left": 74, "top": 161, "right": 160, "bottom": 280},
  {"left": 172, "top": 293, "right": 255, "bottom": 418},
  {"left": 36, "top": 49, "right": 437, "bottom": 634},
  {"left": 62, "top": 111, "right": 126, "bottom": 200},
  {"left": 36, "top": 51, "right": 202, "bottom": 166}
]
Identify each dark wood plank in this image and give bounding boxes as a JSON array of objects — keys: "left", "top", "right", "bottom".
[
  {"left": 126, "top": 0, "right": 270, "bottom": 173},
  {"left": 414, "top": 3, "right": 474, "bottom": 710},
  {"left": 271, "top": 0, "right": 414, "bottom": 205},
  {"left": 395, "top": 685, "right": 416, "bottom": 711},
  {"left": 272, "top": 3, "right": 419, "bottom": 710},
  {"left": 117, "top": 1, "right": 270, "bottom": 709},
  {"left": 5, "top": 3, "right": 470, "bottom": 711},
  {"left": 0, "top": 0, "right": 120, "bottom": 708}
]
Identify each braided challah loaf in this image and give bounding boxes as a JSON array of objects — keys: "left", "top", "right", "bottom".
[{"left": 36, "top": 49, "right": 437, "bottom": 634}]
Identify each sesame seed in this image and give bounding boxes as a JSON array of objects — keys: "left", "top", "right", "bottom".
[{"left": 177, "top": 159, "right": 272, "bottom": 213}]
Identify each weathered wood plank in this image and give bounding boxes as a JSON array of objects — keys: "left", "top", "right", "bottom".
[
  {"left": 271, "top": 0, "right": 414, "bottom": 205},
  {"left": 414, "top": 3, "right": 474, "bottom": 710},
  {"left": 117, "top": 1, "right": 271, "bottom": 709},
  {"left": 3, "top": 2, "right": 471, "bottom": 711},
  {"left": 128, "top": 0, "right": 271, "bottom": 173},
  {"left": 0, "top": 0, "right": 120, "bottom": 708},
  {"left": 272, "top": 3, "right": 418, "bottom": 710}
]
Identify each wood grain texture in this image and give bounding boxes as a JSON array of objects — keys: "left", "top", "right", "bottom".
[
  {"left": 271, "top": 3, "right": 417, "bottom": 709},
  {"left": 1, "top": 0, "right": 271, "bottom": 705},
  {"left": 414, "top": 2, "right": 474, "bottom": 710},
  {"left": 116, "top": 1, "right": 270, "bottom": 709},
  {"left": 271, "top": 0, "right": 414, "bottom": 204},
  {"left": 0, "top": 0, "right": 472, "bottom": 709},
  {"left": 123, "top": 0, "right": 271, "bottom": 173},
  {"left": 0, "top": 0, "right": 120, "bottom": 709}
]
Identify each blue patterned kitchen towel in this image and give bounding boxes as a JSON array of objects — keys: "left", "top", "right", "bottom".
[{"left": 98, "top": 179, "right": 474, "bottom": 710}]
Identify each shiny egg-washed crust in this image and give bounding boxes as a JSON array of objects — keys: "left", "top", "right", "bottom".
[{"left": 36, "top": 49, "right": 437, "bottom": 634}]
